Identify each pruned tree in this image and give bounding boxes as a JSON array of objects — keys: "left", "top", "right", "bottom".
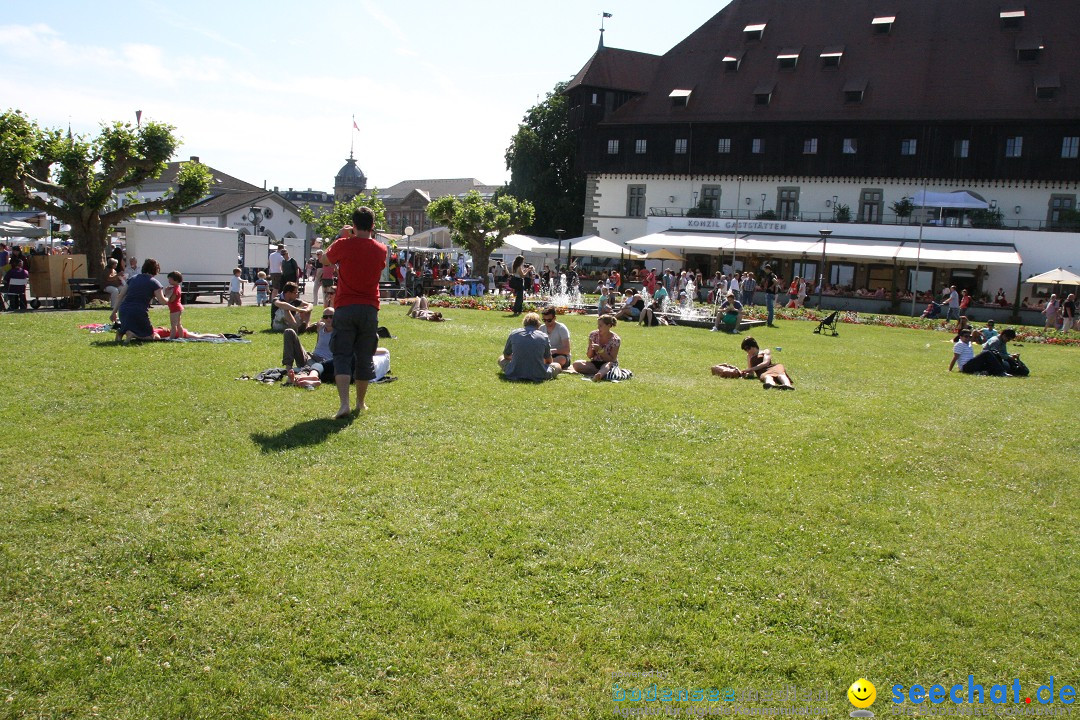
[
  {"left": 427, "top": 191, "right": 534, "bottom": 280},
  {"left": 298, "top": 191, "right": 387, "bottom": 243},
  {"left": 0, "top": 110, "right": 211, "bottom": 276}
]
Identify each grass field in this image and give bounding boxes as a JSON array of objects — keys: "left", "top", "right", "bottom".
[{"left": 1, "top": 304, "right": 1077, "bottom": 719}]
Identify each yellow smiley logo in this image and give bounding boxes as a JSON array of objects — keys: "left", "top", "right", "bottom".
[{"left": 848, "top": 679, "right": 877, "bottom": 709}]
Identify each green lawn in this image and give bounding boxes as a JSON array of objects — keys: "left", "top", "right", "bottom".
[{"left": 1, "top": 305, "right": 1077, "bottom": 719}]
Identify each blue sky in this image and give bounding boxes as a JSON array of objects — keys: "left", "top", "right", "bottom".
[{"left": 0, "top": 1, "right": 728, "bottom": 194}]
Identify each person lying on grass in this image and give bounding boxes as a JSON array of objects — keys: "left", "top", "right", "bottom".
[
  {"left": 740, "top": 336, "right": 794, "bottom": 390},
  {"left": 406, "top": 295, "right": 444, "bottom": 321}
]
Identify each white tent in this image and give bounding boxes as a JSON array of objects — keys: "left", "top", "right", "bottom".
[
  {"left": 908, "top": 190, "right": 989, "bottom": 209},
  {"left": 1024, "top": 267, "right": 1080, "bottom": 284},
  {"left": 501, "top": 234, "right": 554, "bottom": 254},
  {"left": 565, "top": 234, "right": 645, "bottom": 259},
  {"left": 0, "top": 220, "right": 47, "bottom": 238}
]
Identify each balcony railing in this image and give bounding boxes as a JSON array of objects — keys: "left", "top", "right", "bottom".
[{"left": 648, "top": 206, "right": 1065, "bottom": 230}]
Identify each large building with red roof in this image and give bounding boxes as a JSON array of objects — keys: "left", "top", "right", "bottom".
[{"left": 566, "top": 0, "right": 1080, "bottom": 302}]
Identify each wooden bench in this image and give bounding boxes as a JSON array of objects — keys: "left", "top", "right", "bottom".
[
  {"left": 661, "top": 313, "right": 766, "bottom": 331},
  {"left": 181, "top": 281, "right": 230, "bottom": 304},
  {"left": 66, "top": 278, "right": 110, "bottom": 308}
]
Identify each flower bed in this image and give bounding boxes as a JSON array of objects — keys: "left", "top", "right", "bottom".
[{"left": 403, "top": 295, "right": 1080, "bottom": 345}]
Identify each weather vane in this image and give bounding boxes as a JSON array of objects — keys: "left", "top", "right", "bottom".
[{"left": 599, "top": 11, "right": 612, "bottom": 48}]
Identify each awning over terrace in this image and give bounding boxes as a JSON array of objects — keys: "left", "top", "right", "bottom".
[{"left": 627, "top": 231, "right": 1022, "bottom": 267}]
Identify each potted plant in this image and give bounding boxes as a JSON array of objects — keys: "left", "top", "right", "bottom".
[{"left": 835, "top": 203, "right": 851, "bottom": 223}]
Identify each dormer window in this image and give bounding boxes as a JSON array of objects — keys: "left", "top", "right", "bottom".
[
  {"left": 1015, "top": 38, "right": 1044, "bottom": 63},
  {"left": 820, "top": 46, "right": 844, "bottom": 69},
  {"left": 1035, "top": 73, "right": 1060, "bottom": 101},
  {"left": 871, "top": 16, "right": 895, "bottom": 35},
  {"left": 753, "top": 81, "right": 775, "bottom": 106},
  {"left": 744, "top": 23, "right": 766, "bottom": 41},
  {"left": 1000, "top": 9, "right": 1025, "bottom": 30},
  {"left": 843, "top": 78, "right": 868, "bottom": 103},
  {"left": 777, "top": 48, "right": 801, "bottom": 71},
  {"left": 723, "top": 52, "right": 744, "bottom": 72},
  {"left": 669, "top": 88, "right": 692, "bottom": 108}
]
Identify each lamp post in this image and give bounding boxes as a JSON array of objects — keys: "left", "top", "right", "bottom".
[
  {"left": 732, "top": 176, "right": 743, "bottom": 274},
  {"left": 816, "top": 229, "right": 832, "bottom": 308},
  {"left": 555, "top": 228, "right": 566, "bottom": 270},
  {"left": 760, "top": 193, "right": 766, "bottom": 215}
]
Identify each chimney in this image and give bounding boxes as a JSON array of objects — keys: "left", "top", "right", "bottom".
[{"left": 189, "top": 156, "right": 199, "bottom": 163}]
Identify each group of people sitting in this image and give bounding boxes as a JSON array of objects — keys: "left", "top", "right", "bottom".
[
  {"left": 498, "top": 309, "right": 628, "bottom": 382},
  {"left": 948, "top": 318, "right": 1028, "bottom": 376}
]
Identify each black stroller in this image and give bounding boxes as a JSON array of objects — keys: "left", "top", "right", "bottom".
[{"left": 814, "top": 310, "right": 839, "bottom": 336}]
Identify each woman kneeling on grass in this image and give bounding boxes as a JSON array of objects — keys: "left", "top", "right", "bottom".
[
  {"left": 740, "top": 336, "right": 794, "bottom": 390},
  {"left": 572, "top": 314, "right": 623, "bottom": 382}
]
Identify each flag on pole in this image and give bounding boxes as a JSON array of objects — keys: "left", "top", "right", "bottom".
[
  {"left": 352, "top": 117, "right": 359, "bottom": 131},
  {"left": 603, "top": 12, "right": 612, "bottom": 18}
]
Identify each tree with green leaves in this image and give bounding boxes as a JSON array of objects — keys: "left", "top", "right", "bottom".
[
  {"left": 0, "top": 110, "right": 212, "bottom": 277},
  {"left": 427, "top": 191, "right": 534, "bottom": 280},
  {"left": 504, "top": 81, "right": 584, "bottom": 238},
  {"left": 298, "top": 191, "right": 387, "bottom": 243}
]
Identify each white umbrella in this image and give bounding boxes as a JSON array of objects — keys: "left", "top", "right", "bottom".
[
  {"left": 0, "top": 220, "right": 48, "bottom": 238},
  {"left": 565, "top": 235, "right": 645, "bottom": 259},
  {"left": 1024, "top": 267, "right": 1080, "bottom": 285}
]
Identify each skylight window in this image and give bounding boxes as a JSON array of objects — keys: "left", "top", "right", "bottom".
[
  {"left": 722, "top": 52, "right": 743, "bottom": 72},
  {"left": 871, "top": 16, "right": 895, "bottom": 34},
  {"left": 1015, "top": 38, "right": 1044, "bottom": 63},
  {"left": 1035, "top": 73, "right": 1060, "bottom": 101},
  {"left": 753, "top": 81, "right": 775, "bottom": 106},
  {"left": 744, "top": 23, "right": 766, "bottom": 41}
]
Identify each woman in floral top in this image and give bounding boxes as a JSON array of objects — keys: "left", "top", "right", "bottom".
[{"left": 573, "top": 314, "right": 621, "bottom": 382}]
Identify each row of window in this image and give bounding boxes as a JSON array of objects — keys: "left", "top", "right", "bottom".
[
  {"left": 623, "top": 183, "right": 1079, "bottom": 226},
  {"left": 607, "top": 136, "right": 1080, "bottom": 159}
]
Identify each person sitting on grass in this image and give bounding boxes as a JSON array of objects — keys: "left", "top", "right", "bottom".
[
  {"left": 614, "top": 288, "right": 645, "bottom": 322},
  {"left": 165, "top": 271, "right": 186, "bottom": 339},
  {"left": 272, "top": 281, "right": 313, "bottom": 333},
  {"left": 948, "top": 328, "right": 1010, "bottom": 376},
  {"left": 712, "top": 290, "right": 744, "bottom": 333},
  {"left": 572, "top": 314, "right": 623, "bottom": 382},
  {"left": 640, "top": 297, "right": 674, "bottom": 327},
  {"left": 283, "top": 306, "right": 335, "bottom": 376},
  {"left": 540, "top": 305, "right": 572, "bottom": 369},
  {"left": 116, "top": 258, "right": 171, "bottom": 342},
  {"left": 406, "top": 295, "right": 444, "bottom": 321},
  {"left": 980, "top": 328, "right": 1028, "bottom": 376},
  {"left": 498, "top": 312, "right": 561, "bottom": 382},
  {"left": 740, "top": 336, "right": 794, "bottom": 390}
]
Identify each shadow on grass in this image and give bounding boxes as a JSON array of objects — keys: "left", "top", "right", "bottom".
[{"left": 251, "top": 416, "right": 352, "bottom": 452}]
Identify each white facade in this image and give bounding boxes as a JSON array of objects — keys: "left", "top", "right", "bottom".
[
  {"left": 177, "top": 195, "right": 305, "bottom": 245},
  {"left": 589, "top": 173, "right": 1080, "bottom": 296}
]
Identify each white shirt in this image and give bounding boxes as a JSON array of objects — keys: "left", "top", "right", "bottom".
[
  {"left": 230, "top": 275, "right": 242, "bottom": 293},
  {"left": 268, "top": 250, "right": 283, "bottom": 274}
]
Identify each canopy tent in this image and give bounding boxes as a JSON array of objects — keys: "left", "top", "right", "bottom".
[
  {"left": 501, "top": 234, "right": 554, "bottom": 254},
  {"left": 1023, "top": 267, "right": 1080, "bottom": 285},
  {"left": 0, "top": 220, "right": 47, "bottom": 238},
  {"left": 907, "top": 190, "right": 989, "bottom": 209},
  {"left": 564, "top": 234, "right": 645, "bottom": 259}
]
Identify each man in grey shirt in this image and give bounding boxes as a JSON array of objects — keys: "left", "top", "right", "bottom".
[
  {"left": 499, "top": 312, "right": 561, "bottom": 381},
  {"left": 539, "top": 305, "right": 571, "bottom": 368}
]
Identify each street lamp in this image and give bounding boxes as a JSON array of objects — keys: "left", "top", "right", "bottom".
[
  {"left": 555, "top": 228, "right": 566, "bottom": 269},
  {"left": 404, "top": 225, "right": 414, "bottom": 252},
  {"left": 732, "top": 176, "right": 743, "bottom": 274},
  {"left": 816, "top": 229, "right": 832, "bottom": 308},
  {"left": 760, "top": 193, "right": 766, "bottom": 215}
]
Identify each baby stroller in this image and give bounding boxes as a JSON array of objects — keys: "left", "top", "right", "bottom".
[{"left": 813, "top": 310, "right": 839, "bottom": 336}]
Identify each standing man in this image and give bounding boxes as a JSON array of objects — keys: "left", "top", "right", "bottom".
[
  {"left": 762, "top": 264, "right": 780, "bottom": 327},
  {"left": 312, "top": 249, "right": 325, "bottom": 305},
  {"left": 943, "top": 285, "right": 960, "bottom": 322},
  {"left": 280, "top": 248, "right": 300, "bottom": 290},
  {"left": 1061, "top": 293, "right": 1076, "bottom": 332},
  {"left": 326, "top": 207, "right": 386, "bottom": 418},
  {"left": 268, "top": 245, "right": 284, "bottom": 293}
]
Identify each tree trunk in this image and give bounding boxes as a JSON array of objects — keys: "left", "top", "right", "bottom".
[
  {"left": 70, "top": 213, "right": 107, "bottom": 279},
  {"left": 471, "top": 245, "right": 492, "bottom": 289}
]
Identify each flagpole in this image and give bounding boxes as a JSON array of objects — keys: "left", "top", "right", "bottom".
[{"left": 350, "top": 114, "right": 356, "bottom": 157}]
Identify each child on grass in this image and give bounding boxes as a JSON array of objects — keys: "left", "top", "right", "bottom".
[
  {"left": 228, "top": 267, "right": 244, "bottom": 306},
  {"left": 166, "top": 270, "right": 185, "bottom": 339},
  {"left": 254, "top": 271, "right": 270, "bottom": 306}
]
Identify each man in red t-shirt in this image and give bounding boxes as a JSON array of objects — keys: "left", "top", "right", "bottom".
[{"left": 325, "top": 206, "right": 387, "bottom": 418}]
